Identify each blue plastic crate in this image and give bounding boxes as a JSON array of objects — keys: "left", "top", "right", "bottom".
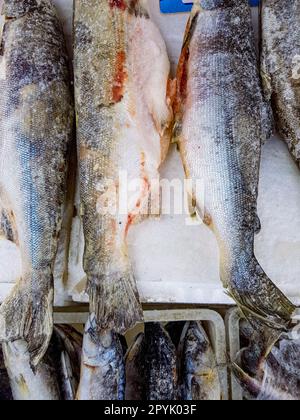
[{"left": 160, "top": 0, "right": 260, "bottom": 14}]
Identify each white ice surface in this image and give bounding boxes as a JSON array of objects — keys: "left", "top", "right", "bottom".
[{"left": 0, "top": 1, "right": 299, "bottom": 306}]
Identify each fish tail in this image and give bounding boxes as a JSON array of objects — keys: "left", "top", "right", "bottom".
[
  {"left": 87, "top": 269, "right": 143, "bottom": 335},
  {"left": 226, "top": 258, "right": 295, "bottom": 331},
  {"left": 0, "top": 272, "right": 54, "bottom": 368}
]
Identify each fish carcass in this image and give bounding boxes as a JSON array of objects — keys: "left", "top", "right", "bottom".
[
  {"left": 174, "top": 0, "right": 295, "bottom": 330},
  {"left": 76, "top": 316, "right": 125, "bottom": 401},
  {"left": 0, "top": 0, "right": 73, "bottom": 367},
  {"left": 125, "top": 323, "right": 177, "bottom": 400},
  {"left": 261, "top": 0, "right": 300, "bottom": 168},
  {"left": 179, "top": 322, "right": 221, "bottom": 400},
  {"left": 74, "top": 0, "right": 173, "bottom": 334},
  {"left": 233, "top": 337, "right": 300, "bottom": 401}
]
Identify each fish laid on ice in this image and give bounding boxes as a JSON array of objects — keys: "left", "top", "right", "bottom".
[
  {"left": 174, "top": 0, "right": 295, "bottom": 330},
  {"left": 74, "top": 0, "right": 173, "bottom": 334},
  {"left": 125, "top": 323, "right": 177, "bottom": 400},
  {"left": 178, "top": 322, "right": 221, "bottom": 400},
  {"left": 261, "top": 0, "right": 300, "bottom": 168},
  {"left": 0, "top": 344, "right": 12, "bottom": 400},
  {"left": 76, "top": 316, "right": 125, "bottom": 401},
  {"left": 0, "top": 0, "right": 73, "bottom": 367}
]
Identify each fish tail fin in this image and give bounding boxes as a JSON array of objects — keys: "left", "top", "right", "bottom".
[
  {"left": 87, "top": 268, "right": 143, "bottom": 335},
  {"left": 0, "top": 272, "right": 54, "bottom": 368},
  {"left": 226, "top": 258, "right": 295, "bottom": 332}
]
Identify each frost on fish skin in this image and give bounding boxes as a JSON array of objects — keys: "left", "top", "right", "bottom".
[
  {"left": 76, "top": 316, "right": 125, "bottom": 401},
  {"left": 261, "top": 0, "right": 300, "bottom": 168},
  {"left": 176, "top": 0, "right": 295, "bottom": 332},
  {"left": 0, "top": 0, "right": 73, "bottom": 367},
  {"left": 74, "top": 0, "right": 172, "bottom": 334}
]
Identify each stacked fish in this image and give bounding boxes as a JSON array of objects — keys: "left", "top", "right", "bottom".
[{"left": 0, "top": 0, "right": 299, "bottom": 400}]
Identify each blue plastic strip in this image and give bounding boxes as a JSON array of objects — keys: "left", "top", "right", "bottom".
[{"left": 160, "top": 0, "right": 260, "bottom": 14}]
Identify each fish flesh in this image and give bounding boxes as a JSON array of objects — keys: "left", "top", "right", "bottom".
[
  {"left": 174, "top": 0, "right": 295, "bottom": 330},
  {"left": 74, "top": 0, "right": 173, "bottom": 334},
  {"left": 3, "top": 325, "right": 82, "bottom": 401},
  {"left": 0, "top": 0, "right": 73, "bottom": 367},
  {"left": 261, "top": 0, "right": 300, "bottom": 168},
  {"left": 76, "top": 316, "right": 125, "bottom": 401},
  {"left": 125, "top": 323, "right": 177, "bottom": 400},
  {"left": 178, "top": 321, "right": 221, "bottom": 400},
  {"left": 0, "top": 344, "right": 12, "bottom": 400}
]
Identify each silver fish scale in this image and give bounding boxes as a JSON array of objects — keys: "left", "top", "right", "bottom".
[{"left": 0, "top": 0, "right": 73, "bottom": 367}]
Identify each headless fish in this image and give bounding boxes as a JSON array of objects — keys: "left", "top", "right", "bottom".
[
  {"left": 0, "top": 0, "right": 73, "bottom": 367},
  {"left": 174, "top": 0, "right": 295, "bottom": 332}
]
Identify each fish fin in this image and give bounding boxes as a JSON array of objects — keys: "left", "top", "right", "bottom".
[
  {"left": 87, "top": 269, "right": 143, "bottom": 335},
  {"left": 226, "top": 259, "right": 295, "bottom": 332},
  {"left": 0, "top": 273, "right": 53, "bottom": 368}
]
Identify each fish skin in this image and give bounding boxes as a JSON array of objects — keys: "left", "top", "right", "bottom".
[
  {"left": 0, "top": 0, "right": 73, "bottom": 367},
  {"left": 261, "top": 0, "right": 300, "bottom": 168},
  {"left": 0, "top": 345, "right": 13, "bottom": 400},
  {"left": 74, "top": 0, "right": 173, "bottom": 335},
  {"left": 175, "top": 0, "right": 295, "bottom": 331},
  {"left": 76, "top": 316, "right": 125, "bottom": 401},
  {"left": 126, "top": 323, "right": 177, "bottom": 400},
  {"left": 179, "top": 322, "right": 221, "bottom": 400}
]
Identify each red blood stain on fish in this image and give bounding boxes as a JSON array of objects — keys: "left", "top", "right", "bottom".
[
  {"left": 112, "top": 51, "right": 127, "bottom": 103},
  {"left": 109, "top": 0, "right": 127, "bottom": 11}
]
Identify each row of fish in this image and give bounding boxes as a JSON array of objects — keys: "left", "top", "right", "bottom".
[
  {"left": 0, "top": 321, "right": 220, "bottom": 401},
  {"left": 0, "top": 0, "right": 299, "bottom": 400}
]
